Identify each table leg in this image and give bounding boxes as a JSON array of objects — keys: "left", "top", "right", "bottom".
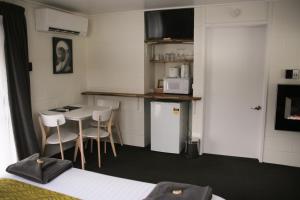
[{"left": 79, "top": 120, "right": 85, "bottom": 170}]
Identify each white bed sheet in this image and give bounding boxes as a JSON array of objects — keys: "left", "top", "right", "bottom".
[{"left": 3, "top": 168, "right": 224, "bottom": 200}]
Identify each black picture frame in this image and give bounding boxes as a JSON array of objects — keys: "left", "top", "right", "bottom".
[
  {"left": 52, "top": 37, "right": 73, "bottom": 74},
  {"left": 157, "top": 79, "right": 164, "bottom": 88}
]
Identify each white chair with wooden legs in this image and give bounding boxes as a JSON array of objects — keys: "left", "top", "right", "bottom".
[
  {"left": 38, "top": 114, "right": 79, "bottom": 160},
  {"left": 90, "top": 99, "right": 123, "bottom": 152},
  {"left": 75, "top": 109, "right": 116, "bottom": 168}
]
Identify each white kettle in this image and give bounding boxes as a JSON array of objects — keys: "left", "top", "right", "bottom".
[{"left": 180, "top": 64, "right": 189, "bottom": 78}]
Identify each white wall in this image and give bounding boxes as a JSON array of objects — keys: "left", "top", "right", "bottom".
[
  {"left": 263, "top": 0, "right": 300, "bottom": 167},
  {"left": 192, "top": 7, "right": 206, "bottom": 152},
  {"left": 6, "top": 0, "right": 88, "bottom": 155},
  {"left": 86, "top": 11, "right": 148, "bottom": 147},
  {"left": 144, "top": 44, "right": 154, "bottom": 93},
  {"left": 86, "top": 11, "right": 145, "bottom": 93}
]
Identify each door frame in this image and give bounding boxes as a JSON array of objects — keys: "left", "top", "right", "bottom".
[{"left": 201, "top": 19, "right": 272, "bottom": 162}]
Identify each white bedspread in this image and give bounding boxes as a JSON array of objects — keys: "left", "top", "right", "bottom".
[{"left": 3, "top": 168, "right": 224, "bottom": 200}]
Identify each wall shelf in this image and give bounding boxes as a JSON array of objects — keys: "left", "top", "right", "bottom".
[
  {"left": 145, "top": 40, "right": 194, "bottom": 45},
  {"left": 150, "top": 59, "right": 193, "bottom": 64}
]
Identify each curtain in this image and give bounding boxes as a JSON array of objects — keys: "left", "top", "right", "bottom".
[
  {"left": 0, "top": 2, "right": 39, "bottom": 159},
  {"left": 0, "top": 15, "right": 17, "bottom": 175}
]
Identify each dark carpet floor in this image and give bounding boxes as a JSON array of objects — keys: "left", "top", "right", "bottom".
[{"left": 56, "top": 143, "right": 300, "bottom": 200}]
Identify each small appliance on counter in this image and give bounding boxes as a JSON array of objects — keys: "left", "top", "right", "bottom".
[
  {"left": 180, "top": 64, "right": 189, "bottom": 78},
  {"left": 167, "top": 64, "right": 190, "bottom": 78},
  {"left": 163, "top": 78, "right": 191, "bottom": 94},
  {"left": 168, "top": 67, "right": 180, "bottom": 78},
  {"left": 163, "top": 64, "right": 192, "bottom": 94}
]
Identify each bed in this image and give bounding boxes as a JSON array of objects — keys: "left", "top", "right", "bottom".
[{"left": 3, "top": 168, "right": 224, "bottom": 200}]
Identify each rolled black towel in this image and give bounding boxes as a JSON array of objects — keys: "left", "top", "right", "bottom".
[
  {"left": 144, "top": 182, "right": 213, "bottom": 200},
  {"left": 6, "top": 153, "right": 72, "bottom": 184}
]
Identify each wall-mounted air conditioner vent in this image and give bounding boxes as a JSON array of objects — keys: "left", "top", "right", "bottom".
[
  {"left": 48, "top": 27, "right": 80, "bottom": 35},
  {"left": 35, "top": 8, "right": 88, "bottom": 37}
]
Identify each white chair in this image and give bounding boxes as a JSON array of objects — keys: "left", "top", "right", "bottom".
[
  {"left": 38, "top": 114, "right": 79, "bottom": 160},
  {"left": 75, "top": 109, "right": 116, "bottom": 168},
  {"left": 90, "top": 99, "right": 123, "bottom": 149}
]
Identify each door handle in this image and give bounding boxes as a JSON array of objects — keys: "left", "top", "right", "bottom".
[{"left": 251, "top": 106, "right": 261, "bottom": 111}]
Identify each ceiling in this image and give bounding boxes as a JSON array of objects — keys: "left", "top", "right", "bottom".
[{"left": 28, "top": 0, "right": 265, "bottom": 14}]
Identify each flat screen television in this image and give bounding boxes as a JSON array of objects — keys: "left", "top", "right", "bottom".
[{"left": 145, "top": 8, "right": 194, "bottom": 41}]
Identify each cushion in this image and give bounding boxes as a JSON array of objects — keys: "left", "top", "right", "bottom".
[
  {"left": 144, "top": 182, "right": 212, "bottom": 200},
  {"left": 6, "top": 153, "right": 72, "bottom": 184}
]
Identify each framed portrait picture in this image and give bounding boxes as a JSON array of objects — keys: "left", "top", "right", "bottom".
[
  {"left": 52, "top": 37, "right": 73, "bottom": 74},
  {"left": 157, "top": 79, "right": 164, "bottom": 88}
]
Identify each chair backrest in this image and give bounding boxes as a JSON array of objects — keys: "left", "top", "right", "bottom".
[
  {"left": 96, "top": 99, "right": 120, "bottom": 110},
  {"left": 38, "top": 115, "right": 50, "bottom": 139},
  {"left": 92, "top": 109, "right": 112, "bottom": 122},
  {"left": 40, "top": 113, "right": 66, "bottom": 127}
]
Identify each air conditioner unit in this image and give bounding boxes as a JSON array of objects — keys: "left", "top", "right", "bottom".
[{"left": 35, "top": 8, "right": 88, "bottom": 37}]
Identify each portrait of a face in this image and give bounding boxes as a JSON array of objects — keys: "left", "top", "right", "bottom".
[{"left": 53, "top": 37, "right": 73, "bottom": 74}]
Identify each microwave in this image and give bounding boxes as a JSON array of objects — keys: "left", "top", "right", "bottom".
[{"left": 163, "top": 78, "right": 191, "bottom": 94}]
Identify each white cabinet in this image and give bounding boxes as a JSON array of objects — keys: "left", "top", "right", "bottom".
[{"left": 206, "top": 2, "right": 268, "bottom": 24}]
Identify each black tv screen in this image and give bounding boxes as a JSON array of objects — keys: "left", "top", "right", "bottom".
[{"left": 145, "top": 8, "right": 194, "bottom": 41}]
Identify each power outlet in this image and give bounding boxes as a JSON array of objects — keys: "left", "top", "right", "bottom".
[
  {"left": 292, "top": 69, "right": 299, "bottom": 79},
  {"left": 285, "top": 69, "right": 299, "bottom": 79}
]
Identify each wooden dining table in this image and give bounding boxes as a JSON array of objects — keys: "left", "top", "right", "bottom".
[{"left": 43, "top": 105, "right": 111, "bottom": 170}]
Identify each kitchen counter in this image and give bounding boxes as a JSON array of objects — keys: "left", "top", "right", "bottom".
[
  {"left": 144, "top": 93, "right": 201, "bottom": 101},
  {"left": 81, "top": 91, "right": 145, "bottom": 98},
  {"left": 81, "top": 91, "right": 201, "bottom": 101}
]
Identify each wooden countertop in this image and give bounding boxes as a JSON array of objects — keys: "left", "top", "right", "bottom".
[
  {"left": 82, "top": 91, "right": 145, "bottom": 98},
  {"left": 144, "top": 93, "right": 201, "bottom": 101},
  {"left": 81, "top": 91, "right": 201, "bottom": 101}
]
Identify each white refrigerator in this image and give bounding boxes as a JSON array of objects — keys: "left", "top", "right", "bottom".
[{"left": 151, "top": 101, "right": 188, "bottom": 154}]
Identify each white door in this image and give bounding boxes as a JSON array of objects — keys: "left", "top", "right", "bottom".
[{"left": 204, "top": 26, "right": 266, "bottom": 159}]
